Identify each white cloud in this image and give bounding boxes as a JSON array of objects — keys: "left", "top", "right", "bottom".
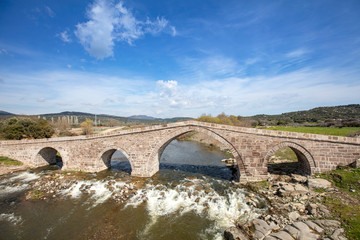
[
  {"left": 286, "top": 48, "right": 308, "bottom": 58},
  {"left": 0, "top": 67, "right": 359, "bottom": 117},
  {"left": 245, "top": 57, "right": 260, "bottom": 65},
  {"left": 75, "top": 0, "right": 176, "bottom": 59},
  {"left": 0, "top": 48, "right": 8, "bottom": 55},
  {"left": 180, "top": 55, "right": 241, "bottom": 80},
  {"left": 59, "top": 30, "right": 71, "bottom": 43},
  {"left": 45, "top": 6, "right": 55, "bottom": 18},
  {"left": 157, "top": 80, "right": 178, "bottom": 97},
  {"left": 67, "top": 64, "right": 72, "bottom": 69},
  {"left": 170, "top": 26, "right": 177, "bottom": 36}
]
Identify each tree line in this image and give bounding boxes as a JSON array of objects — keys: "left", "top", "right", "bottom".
[
  {"left": 0, "top": 117, "right": 96, "bottom": 140},
  {"left": 0, "top": 117, "right": 54, "bottom": 140}
]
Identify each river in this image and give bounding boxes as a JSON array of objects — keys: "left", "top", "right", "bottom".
[{"left": 0, "top": 140, "right": 266, "bottom": 240}]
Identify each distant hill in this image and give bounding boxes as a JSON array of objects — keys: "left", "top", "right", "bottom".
[
  {"left": 2, "top": 104, "right": 358, "bottom": 126},
  {"left": 252, "top": 104, "right": 360, "bottom": 124},
  {"left": 35, "top": 111, "right": 193, "bottom": 125},
  {"left": 129, "top": 115, "right": 156, "bottom": 120},
  {"left": 0, "top": 110, "right": 15, "bottom": 116}
]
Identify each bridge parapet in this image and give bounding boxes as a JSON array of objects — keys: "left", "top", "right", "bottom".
[{"left": 0, "top": 120, "right": 359, "bottom": 145}]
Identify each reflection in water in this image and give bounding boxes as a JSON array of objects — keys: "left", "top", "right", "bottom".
[{"left": 110, "top": 139, "right": 234, "bottom": 179}]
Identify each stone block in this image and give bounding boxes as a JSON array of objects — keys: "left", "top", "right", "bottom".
[{"left": 307, "top": 178, "right": 332, "bottom": 189}]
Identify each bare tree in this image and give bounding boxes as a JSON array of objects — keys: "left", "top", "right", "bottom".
[{"left": 80, "top": 118, "right": 94, "bottom": 135}]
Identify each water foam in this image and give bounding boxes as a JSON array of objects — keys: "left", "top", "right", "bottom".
[
  {"left": 126, "top": 178, "right": 264, "bottom": 239},
  {"left": 0, "top": 213, "right": 22, "bottom": 225},
  {"left": 88, "top": 181, "right": 112, "bottom": 206},
  {"left": 0, "top": 184, "right": 29, "bottom": 197},
  {"left": 60, "top": 180, "right": 90, "bottom": 199},
  {"left": 10, "top": 172, "right": 40, "bottom": 182},
  {"left": 60, "top": 180, "right": 131, "bottom": 207}
]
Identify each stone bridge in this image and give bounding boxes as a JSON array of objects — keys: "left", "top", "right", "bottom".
[{"left": 0, "top": 121, "right": 359, "bottom": 182}]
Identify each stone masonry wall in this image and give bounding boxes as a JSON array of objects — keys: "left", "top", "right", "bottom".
[{"left": 0, "top": 121, "right": 359, "bottom": 182}]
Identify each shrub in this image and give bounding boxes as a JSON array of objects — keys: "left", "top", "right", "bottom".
[{"left": 0, "top": 117, "right": 54, "bottom": 140}]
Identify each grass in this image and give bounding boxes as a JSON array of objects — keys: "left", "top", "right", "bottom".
[
  {"left": 0, "top": 156, "right": 22, "bottom": 165},
  {"left": 272, "top": 147, "right": 297, "bottom": 162},
  {"left": 262, "top": 126, "right": 360, "bottom": 137},
  {"left": 28, "top": 189, "right": 45, "bottom": 200},
  {"left": 322, "top": 196, "right": 360, "bottom": 240},
  {"left": 319, "top": 167, "right": 360, "bottom": 239},
  {"left": 247, "top": 180, "right": 271, "bottom": 191},
  {"left": 320, "top": 167, "right": 360, "bottom": 199}
]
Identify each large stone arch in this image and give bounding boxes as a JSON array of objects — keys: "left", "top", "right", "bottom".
[
  {"left": 263, "top": 141, "right": 316, "bottom": 175},
  {"left": 33, "top": 146, "right": 65, "bottom": 167},
  {"left": 97, "top": 146, "right": 134, "bottom": 171},
  {"left": 146, "top": 126, "right": 247, "bottom": 181}
]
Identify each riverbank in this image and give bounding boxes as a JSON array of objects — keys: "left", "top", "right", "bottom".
[
  {"left": 225, "top": 167, "right": 360, "bottom": 240},
  {"left": 0, "top": 156, "right": 29, "bottom": 176},
  {"left": 177, "top": 132, "right": 228, "bottom": 151}
]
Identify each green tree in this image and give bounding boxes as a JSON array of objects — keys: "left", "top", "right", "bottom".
[{"left": 0, "top": 117, "right": 54, "bottom": 140}]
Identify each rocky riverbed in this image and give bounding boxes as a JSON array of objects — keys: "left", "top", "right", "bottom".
[{"left": 225, "top": 173, "right": 349, "bottom": 240}]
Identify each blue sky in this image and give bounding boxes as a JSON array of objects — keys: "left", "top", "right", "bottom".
[{"left": 0, "top": 0, "right": 359, "bottom": 118}]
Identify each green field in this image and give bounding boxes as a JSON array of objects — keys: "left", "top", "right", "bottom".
[
  {"left": 262, "top": 126, "right": 360, "bottom": 137},
  {"left": 0, "top": 156, "right": 22, "bottom": 165}
]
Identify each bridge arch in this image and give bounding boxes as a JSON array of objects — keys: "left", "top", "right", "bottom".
[
  {"left": 33, "top": 146, "right": 65, "bottom": 167},
  {"left": 98, "top": 146, "right": 134, "bottom": 171},
  {"left": 263, "top": 141, "right": 316, "bottom": 175},
  {"left": 146, "top": 126, "right": 247, "bottom": 181}
]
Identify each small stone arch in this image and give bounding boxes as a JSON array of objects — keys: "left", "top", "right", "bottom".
[
  {"left": 33, "top": 147, "right": 64, "bottom": 167},
  {"left": 263, "top": 141, "right": 316, "bottom": 175},
  {"left": 98, "top": 146, "right": 134, "bottom": 171},
  {"left": 146, "top": 126, "right": 247, "bottom": 181}
]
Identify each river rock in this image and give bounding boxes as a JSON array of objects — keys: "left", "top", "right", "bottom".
[
  {"left": 224, "top": 226, "right": 249, "bottom": 240},
  {"left": 306, "top": 203, "right": 318, "bottom": 215},
  {"left": 313, "top": 219, "right": 341, "bottom": 229},
  {"left": 284, "top": 225, "right": 300, "bottom": 238},
  {"left": 307, "top": 178, "right": 332, "bottom": 189},
  {"left": 331, "top": 228, "right": 347, "bottom": 240},
  {"left": 294, "top": 183, "right": 308, "bottom": 193},
  {"left": 289, "top": 211, "right": 300, "bottom": 221},
  {"left": 292, "top": 221, "right": 320, "bottom": 239},
  {"left": 291, "top": 174, "right": 307, "bottom": 183},
  {"left": 252, "top": 219, "right": 272, "bottom": 236},
  {"left": 291, "top": 203, "right": 306, "bottom": 212},
  {"left": 304, "top": 220, "right": 324, "bottom": 234},
  {"left": 352, "top": 158, "right": 360, "bottom": 168},
  {"left": 268, "top": 221, "right": 280, "bottom": 231},
  {"left": 269, "top": 230, "right": 294, "bottom": 240},
  {"left": 264, "top": 236, "right": 277, "bottom": 240},
  {"left": 317, "top": 204, "right": 331, "bottom": 217},
  {"left": 279, "top": 182, "right": 295, "bottom": 192}
]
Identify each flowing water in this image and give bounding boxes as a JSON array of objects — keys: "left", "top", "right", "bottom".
[{"left": 0, "top": 140, "right": 266, "bottom": 240}]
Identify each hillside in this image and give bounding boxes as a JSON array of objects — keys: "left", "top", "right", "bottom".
[
  {"left": 0, "top": 110, "right": 15, "bottom": 116},
  {"left": 252, "top": 104, "right": 360, "bottom": 124},
  {"left": 38, "top": 111, "right": 192, "bottom": 125}
]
